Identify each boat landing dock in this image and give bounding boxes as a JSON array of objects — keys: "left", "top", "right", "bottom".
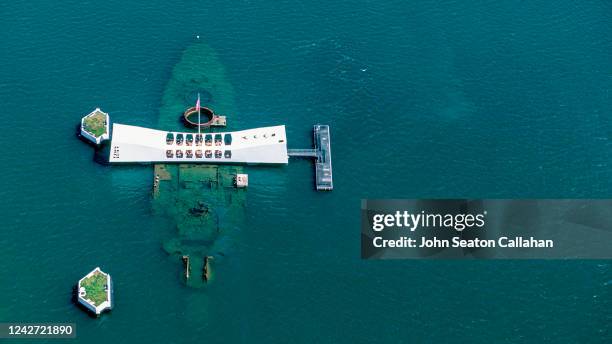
[{"left": 288, "top": 125, "right": 333, "bottom": 191}]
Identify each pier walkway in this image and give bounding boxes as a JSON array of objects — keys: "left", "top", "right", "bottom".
[
  {"left": 287, "top": 149, "right": 318, "bottom": 158},
  {"left": 288, "top": 125, "right": 333, "bottom": 191}
]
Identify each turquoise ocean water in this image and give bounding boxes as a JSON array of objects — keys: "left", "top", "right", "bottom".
[{"left": 0, "top": 1, "right": 611, "bottom": 342}]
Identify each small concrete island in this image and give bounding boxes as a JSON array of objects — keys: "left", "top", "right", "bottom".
[
  {"left": 79, "top": 108, "right": 109, "bottom": 145},
  {"left": 77, "top": 267, "right": 113, "bottom": 316}
]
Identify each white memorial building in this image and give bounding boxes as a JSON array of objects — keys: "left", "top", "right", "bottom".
[{"left": 108, "top": 123, "right": 289, "bottom": 164}]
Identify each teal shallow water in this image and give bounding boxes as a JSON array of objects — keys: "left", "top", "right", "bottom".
[{"left": 0, "top": 1, "right": 611, "bottom": 343}]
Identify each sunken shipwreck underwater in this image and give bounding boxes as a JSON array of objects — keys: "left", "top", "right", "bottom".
[
  {"left": 79, "top": 42, "right": 332, "bottom": 288},
  {"left": 154, "top": 42, "right": 244, "bottom": 288}
]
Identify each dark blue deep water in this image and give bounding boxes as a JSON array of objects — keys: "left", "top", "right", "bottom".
[{"left": 0, "top": 1, "right": 611, "bottom": 343}]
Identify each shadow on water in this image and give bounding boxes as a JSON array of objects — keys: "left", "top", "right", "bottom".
[{"left": 75, "top": 123, "right": 111, "bottom": 165}]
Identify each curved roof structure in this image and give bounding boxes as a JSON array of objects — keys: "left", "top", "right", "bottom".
[{"left": 109, "top": 124, "right": 288, "bottom": 164}]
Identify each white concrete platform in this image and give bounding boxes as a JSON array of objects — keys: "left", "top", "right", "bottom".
[
  {"left": 109, "top": 123, "right": 288, "bottom": 164},
  {"left": 77, "top": 267, "right": 113, "bottom": 316},
  {"left": 80, "top": 108, "right": 110, "bottom": 145}
]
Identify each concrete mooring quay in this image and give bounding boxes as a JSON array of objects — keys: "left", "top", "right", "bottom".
[{"left": 288, "top": 125, "right": 333, "bottom": 191}]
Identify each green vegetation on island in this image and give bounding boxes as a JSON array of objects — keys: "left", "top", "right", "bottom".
[
  {"left": 81, "top": 271, "right": 108, "bottom": 306},
  {"left": 83, "top": 110, "right": 107, "bottom": 137}
]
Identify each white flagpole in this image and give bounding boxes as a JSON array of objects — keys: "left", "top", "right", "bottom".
[{"left": 197, "top": 93, "right": 201, "bottom": 136}]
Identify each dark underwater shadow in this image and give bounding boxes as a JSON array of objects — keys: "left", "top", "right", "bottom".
[{"left": 75, "top": 123, "right": 111, "bottom": 165}]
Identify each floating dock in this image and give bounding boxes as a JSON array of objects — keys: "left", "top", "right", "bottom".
[{"left": 288, "top": 125, "right": 333, "bottom": 191}]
